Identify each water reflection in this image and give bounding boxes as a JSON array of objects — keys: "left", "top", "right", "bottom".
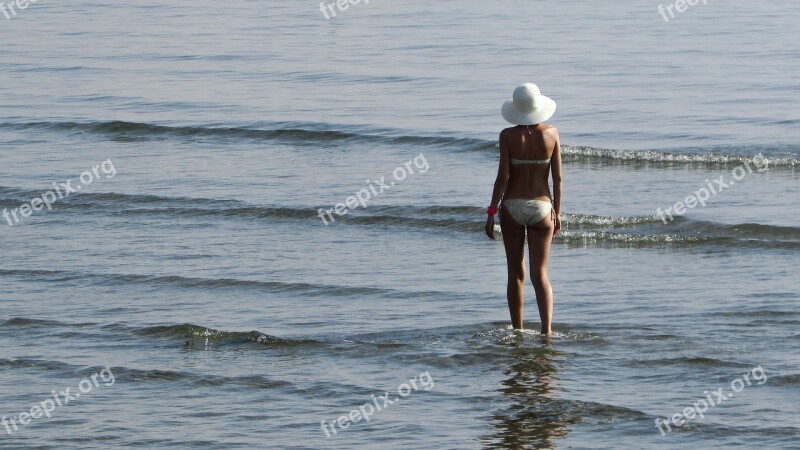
[{"left": 483, "top": 336, "right": 580, "bottom": 449}]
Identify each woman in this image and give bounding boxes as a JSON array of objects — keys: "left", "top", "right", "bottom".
[{"left": 485, "top": 83, "right": 562, "bottom": 335}]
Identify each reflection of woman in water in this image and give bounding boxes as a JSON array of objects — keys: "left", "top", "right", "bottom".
[
  {"left": 484, "top": 342, "right": 576, "bottom": 449},
  {"left": 485, "top": 83, "right": 562, "bottom": 334}
]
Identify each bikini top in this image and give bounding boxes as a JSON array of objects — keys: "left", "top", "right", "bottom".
[{"left": 510, "top": 157, "right": 550, "bottom": 165}]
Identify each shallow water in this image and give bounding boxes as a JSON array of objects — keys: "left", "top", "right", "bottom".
[{"left": 1, "top": 0, "right": 799, "bottom": 448}]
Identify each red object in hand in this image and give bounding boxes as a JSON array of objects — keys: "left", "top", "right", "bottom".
[{"left": 487, "top": 206, "right": 498, "bottom": 215}]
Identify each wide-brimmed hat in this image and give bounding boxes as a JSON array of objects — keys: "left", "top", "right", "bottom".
[{"left": 501, "top": 83, "right": 557, "bottom": 125}]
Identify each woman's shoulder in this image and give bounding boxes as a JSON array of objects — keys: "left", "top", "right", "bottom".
[
  {"left": 500, "top": 124, "right": 558, "bottom": 137},
  {"left": 538, "top": 123, "right": 558, "bottom": 132}
]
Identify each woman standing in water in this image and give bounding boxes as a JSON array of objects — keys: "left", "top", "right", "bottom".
[{"left": 485, "top": 83, "right": 562, "bottom": 334}]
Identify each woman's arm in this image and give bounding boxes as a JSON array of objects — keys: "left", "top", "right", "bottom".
[
  {"left": 485, "top": 130, "right": 510, "bottom": 239},
  {"left": 489, "top": 130, "right": 511, "bottom": 210},
  {"left": 551, "top": 129, "right": 562, "bottom": 233}
]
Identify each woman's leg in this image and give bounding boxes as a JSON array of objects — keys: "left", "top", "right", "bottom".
[
  {"left": 527, "top": 217, "right": 555, "bottom": 335},
  {"left": 500, "top": 206, "right": 527, "bottom": 329}
]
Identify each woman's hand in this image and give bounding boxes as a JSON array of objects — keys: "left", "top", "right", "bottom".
[
  {"left": 553, "top": 213, "right": 561, "bottom": 235},
  {"left": 485, "top": 214, "right": 495, "bottom": 240}
]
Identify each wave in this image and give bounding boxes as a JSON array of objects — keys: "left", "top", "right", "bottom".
[
  {"left": 136, "top": 323, "right": 320, "bottom": 348},
  {"left": 0, "top": 317, "right": 83, "bottom": 328},
  {"left": 555, "top": 230, "right": 800, "bottom": 250},
  {"left": 769, "top": 374, "right": 800, "bottom": 386},
  {"left": 2, "top": 188, "right": 797, "bottom": 250},
  {"left": 0, "top": 357, "right": 295, "bottom": 389},
  {"left": 0, "top": 269, "right": 474, "bottom": 305},
  {"left": 0, "top": 319, "right": 607, "bottom": 377},
  {"left": 715, "top": 309, "right": 800, "bottom": 318},
  {"left": 628, "top": 356, "right": 753, "bottom": 369},
  {"left": 0, "top": 317, "right": 314, "bottom": 347},
  {"left": 0, "top": 268, "right": 425, "bottom": 298},
  {"left": 112, "top": 367, "right": 295, "bottom": 389},
  {"left": 1, "top": 120, "right": 491, "bottom": 151},
  {"left": 0, "top": 318, "right": 321, "bottom": 351},
  {"left": 0, "top": 357, "right": 75, "bottom": 372},
  {"left": 560, "top": 144, "right": 798, "bottom": 168},
  {"left": 3, "top": 120, "right": 797, "bottom": 167}
]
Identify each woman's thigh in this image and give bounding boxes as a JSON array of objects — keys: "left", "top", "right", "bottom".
[{"left": 500, "top": 206, "right": 526, "bottom": 272}]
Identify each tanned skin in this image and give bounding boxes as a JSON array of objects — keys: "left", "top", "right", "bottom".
[{"left": 485, "top": 123, "right": 562, "bottom": 334}]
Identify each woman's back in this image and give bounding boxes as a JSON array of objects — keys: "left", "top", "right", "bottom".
[{"left": 503, "top": 124, "right": 558, "bottom": 201}]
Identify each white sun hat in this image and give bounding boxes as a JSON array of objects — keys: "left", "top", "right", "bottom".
[{"left": 501, "top": 83, "right": 557, "bottom": 125}]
